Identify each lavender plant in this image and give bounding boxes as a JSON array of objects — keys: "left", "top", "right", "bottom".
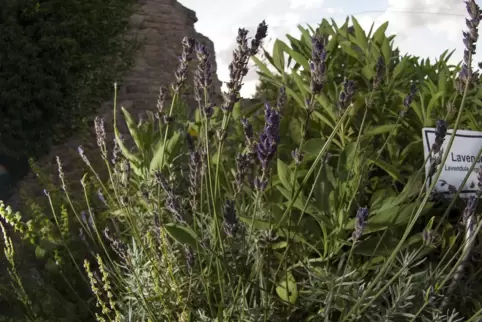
[{"left": 3, "top": 2, "right": 482, "bottom": 321}]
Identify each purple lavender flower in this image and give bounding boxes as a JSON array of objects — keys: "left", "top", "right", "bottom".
[
  {"left": 234, "top": 152, "right": 253, "bottom": 195},
  {"left": 112, "top": 136, "right": 122, "bottom": 166},
  {"left": 399, "top": 83, "right": 417, "bottom": 117},
  {"left": 254, "top": 176, "right": 268, "bottom": 191},
  {"left": 291, "top": 148, "right": 304, "bottom": 165},
  {"left": 338, "top": 78, "right": 356, "bottom": 110},
  {"left": 157, "top": 85, "right": 168, "bottom": 115},
  {"left": 352, "top": 207, "right": 369, "bottom": 241},
  {"left": 81, "top": 210, "right": 94, "bottom": 231},
  {"left": 78, "top": 146, "right": 90, "bottom": 166},
  {"left": 166, "top": 195, "right": 185, "bottom": 222},
  {"left": 403, "top": 84, "right": 418, "bottom": 108},
  {"left": 195, "top": 43, "right": 213, "bottom": 89},
  {"left": 154, "top": 170, "right": 172, "bottom": 195},
  {"left": 241, "top": 117, "right": 254, "bottom": 145},
  {"left": 222, "top": 29, "right": 250, "bottom": 113},
  {"left": 194, "top": 42, "right": 215, "bottom": 118},
  {"left": 56, "top": 156, "right": 66, "bottom": 191},
  {"left": 154, "top": 170, "right": 185, "bottom": 222},
  {"left": 432, "top": 120, "right": 447, "bottom": 155},
  {"left": 104, "top": 227, "right": 127, "bottom": 259},
  {"left": 310, "top": 35, "right": 328, "bottom": 95},
  {"left": 277, "top": 86, "right": 286, "bottom": 109},
  {"left": 185, "top": 247, "right": 195, "bottom": 271},
  {"left": 256, "top": 103, "right": 280, "bottom": 173},
  {"left": 457, "top": 0, "right": 481, "bottom": 91},
  {"left": 249, "top": 20, "right": 268, "bottom": 56},
  {"left": 222, "top": 22, "right": 268, "bottom": 113},
  {"left": 121, "top": 159, "right": 131, "bottom": 187},
  {"left": 188, "top": 149, "right": 202, "bottom": 210},
  {"left": 476, "top": 166, "right": 482, "bottom": 191},
  {"left": 97, "top": 189, "right": 108, "bottom": 207},
  {"left": 94, "top": 116, "right": 107, "bottom": 159},
  {"left": 172, "top": 37, "right": 196, "bottom": 93}
]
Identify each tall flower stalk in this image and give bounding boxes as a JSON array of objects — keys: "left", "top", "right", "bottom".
[{"left": 212, "top": 21, "right": 268, "bottom": 200}]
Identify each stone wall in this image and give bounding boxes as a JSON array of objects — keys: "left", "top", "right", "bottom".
[{"left": 6, "top": 0, "right": 223, "bottom": 210}]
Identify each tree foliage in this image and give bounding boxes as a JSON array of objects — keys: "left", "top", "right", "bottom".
[{"left": 0, "top": 0, "right": 135, "bottom": 157}]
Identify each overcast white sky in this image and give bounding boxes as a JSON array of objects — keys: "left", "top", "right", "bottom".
[{"left": 178, "top": 0, "right": 481, "bottom": 98}]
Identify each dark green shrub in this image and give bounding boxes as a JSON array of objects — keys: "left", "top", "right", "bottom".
[{"left": 0, "top": 0, "right": 136, "bottom": 157}]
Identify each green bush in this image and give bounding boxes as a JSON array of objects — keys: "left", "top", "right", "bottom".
[
  {"left": 251, "top": 17, "right": 482, "bottom": 182},
  {"left": 3, "top": 2, "right": 482, "bottom": 321},
  {"left": 0, "top": 0, "right": 135, "bottom": 157}
]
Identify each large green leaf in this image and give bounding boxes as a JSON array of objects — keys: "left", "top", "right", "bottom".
[
  {"left": 113, "top": 125, "right": 141, "bottom": 165},
  {"left": 277, "top": 159, "right": 292, "bottom": 191},
  {"left": 272, "top": 39, "right": 286, "bottom": 74},
  {"left": 302, "top": 137, "right": 326, "bottom": 161},
  {"left": 369, "top": 158, "right": 403, "bottom": 183},
  {"left": 251, "top": 56, "right": 275, "bottom": 78},
  {"left": 164, "top": 223, "right": 199, "bottom": 248},
  {"left": 350, "top": 16, "right": 369, "bottom": 53},
  {"left": 291, "top": 72, "right": 310, "bottom": 97},
  {"left": 362, "top": 124, "right": 398, "bottom": 138},
  {"left": 122, "top": 107, "right": 143, "bottom": 152},
  {"left": 276, "top": 272, "right": 298, "bottom": 304},
  {"left": 283, "top": 44, "right": 310, "bottom": 71},
  {"left": 372, "top": 21, "right": 389, "bottom": 44},
  {"left": 149, "top": 131, "right": 181, "bottom": 171}
]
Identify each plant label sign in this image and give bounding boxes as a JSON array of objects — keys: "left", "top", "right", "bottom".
[{"left": 422, "top": 128, "right": 482, "bottom": 198}]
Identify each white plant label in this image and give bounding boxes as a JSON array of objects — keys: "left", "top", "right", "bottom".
[{"left": 422, "top": 128, "right": 482, "bottom": 198}]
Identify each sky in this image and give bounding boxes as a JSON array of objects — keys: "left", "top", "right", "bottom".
[{"left": 178, "top": 0, "right": 480, "bottom": 98}]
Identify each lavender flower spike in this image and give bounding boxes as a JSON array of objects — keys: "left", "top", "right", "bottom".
[
  {"left": 338, "top": 78, "right": 356, "bottom": 111},
  {"left": 352, "top": 207, "right": 369, "bottom": 241},
  {"left": 310, "top": 35, "right": 328, "bottom": 95},
  {"left": 431, "top": 120, "right": 447, "bottom": 155},
  {"left": 256, "top": 103, "right": 280, "bottom": 173},
  {"left": 172, "top": 37, "right": 196, "bottom": 93},
  {"left": 457, "top": 0, "right": 481, "bottom": 91},
  {"left": 222, "top": 22, "right": 268, "bottom": 113},
  {"left": 194, "top": 42, "right": 215, "bottom": 117}
]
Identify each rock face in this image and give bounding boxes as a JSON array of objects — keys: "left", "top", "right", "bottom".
[{"left": 6, "top": 0, "right": 223, "bottom": 210}]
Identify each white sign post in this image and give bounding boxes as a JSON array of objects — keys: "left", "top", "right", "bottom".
[{"left": 422, "top": 128, "right": 482, "bottom": 198}]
